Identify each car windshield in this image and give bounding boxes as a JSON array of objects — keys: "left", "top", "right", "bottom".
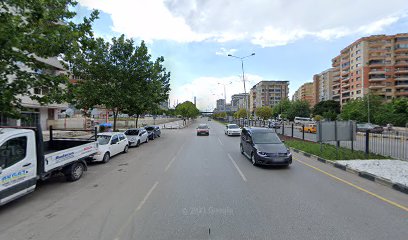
[
  {"left": 145, "top": 127, "right": 154, "bottom": 131},
  {"left": 198, "top": 125, "right": 208, "bottom": 129},
  {"left": 97, "top": 135, "right": 111, "bottom": 145},
  {"left": 125, "top": 130, "right": 139, "bottom": 135},
  {"left": 228, "top": 125, "right": 239, "bottom": 129},
  {"left": 252, "top": 132, "right": 282, "bottom": 144}
]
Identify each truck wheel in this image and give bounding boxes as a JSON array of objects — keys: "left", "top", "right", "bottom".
[
  {"left": 66, "top": 162, "right": 85, "bottom": 182},
  {"left": 102, "top": 152, "right": 110, "bottom": 163}
]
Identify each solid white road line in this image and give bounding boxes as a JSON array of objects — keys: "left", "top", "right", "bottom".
[
  {"left": 218, "top": 137, "right": 223, "bottom": 145},
  {"left": 227, "top": 153, "right": 247, "bottom": 182}
]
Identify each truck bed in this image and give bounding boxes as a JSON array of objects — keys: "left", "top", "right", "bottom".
[{"left": 43, "top": 139, "right": 98, "bottom": 173}]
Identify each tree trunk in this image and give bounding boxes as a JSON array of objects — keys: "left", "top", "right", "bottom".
[
  {"left": 113, "top": 110, "right": 118, "bottom": 131},
  {"left": 135, "top": 114, "right": 139, "bottom": 128}
]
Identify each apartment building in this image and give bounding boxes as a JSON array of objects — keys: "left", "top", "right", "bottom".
[
  {"left": 0, "top": 57, "right": 68, "bottom": 130},
  {"left": 215, "top": 99, "right": 226, "bottom": 112},
  {"left": 331, "top": 33, "right": 408, "bottom": 105},
  {"left": 292, "top": 82, "right": 314, "bottom": 106},
  {"left": 313, "top": 68, "right": 334, "bottom": 104},
  {"left": 249, "top": 81, "right": 289, "bottom": 114}
]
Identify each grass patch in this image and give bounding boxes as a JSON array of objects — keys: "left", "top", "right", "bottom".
[{"left": 284, "top": 138, "right": 390, "bottom": 160}]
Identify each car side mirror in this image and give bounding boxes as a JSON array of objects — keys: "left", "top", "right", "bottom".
[
  {"left": 281, "top": 140, "right": 285, "bottom": 143},
  {"left": 139, "top": 133, "right": 143, "bottom": 136}
]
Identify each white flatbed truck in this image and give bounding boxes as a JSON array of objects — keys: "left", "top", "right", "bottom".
[{"left": 0, "top": 125, "right": 98, "bottom": 206}]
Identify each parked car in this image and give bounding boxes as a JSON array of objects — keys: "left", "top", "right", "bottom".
[
  {"left": 240, "top": 127, "right": 292, "bottom": 166},
  {"left": 197, "top": 124, "right": 210, "bottom": 136},
  {"left": 268, "top": 121, "right": 281, "bottom": 129},
  {"left": 299, "top": 124, "right": 317, "bottom": 133},
  {"left": 93, "top": 132, "right": 129, "bottom": 163},
  {"left": 357, "top": 123, "right": 384, "bottom": 133},
  {"left": 224, "top": 124, "right": 242, "bottom": 136},
  {"left": 145, "top": 126, "right": 161, "bottom": 140},
  {"left": 124, "top": 128, "right": 149, "bottom": 147}
]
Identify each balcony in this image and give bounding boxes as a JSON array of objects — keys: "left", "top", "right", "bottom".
[
  {"left": 395, "top": 60, "right": 408, "bottom": 66},
  {"left": 395, "top": 53, "right": 408, "bottom": 58},
  {"left": 395, "top": 76, "right": 408, "bottom": 80},
  {"left": 369, "top": 60, "right": 385, "bottom": 66},
  {"left": 369, "top": 84, "right": 385, "bottom": 89},
  {"left": 395, "top": 81, "right": 408, "bottom": 88},
  {"left": 369, "top": 70, "right": 385, "bottom": 74},
  {"left": 369, "top": 55, "right": 385, "bottom": 60},
  {"left": 395, "top": 91, "right": 408, "bottom": 96}
]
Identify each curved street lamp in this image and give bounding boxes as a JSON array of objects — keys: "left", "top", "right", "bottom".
[{"left": 228, "top": 53, "right": 255, "bottom": 120}]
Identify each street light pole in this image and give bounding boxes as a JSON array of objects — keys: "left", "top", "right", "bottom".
[{"left": 228, "top": 53, "right": 255, "bottom": 122}]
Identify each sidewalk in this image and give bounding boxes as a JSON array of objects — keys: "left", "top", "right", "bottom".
[{"left": 291, "top": 147, "right": 408, "bottom": 194}]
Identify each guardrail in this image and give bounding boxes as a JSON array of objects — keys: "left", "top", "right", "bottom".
[{"left": 230, "top": 119, "right": 407, "bottom": 161}]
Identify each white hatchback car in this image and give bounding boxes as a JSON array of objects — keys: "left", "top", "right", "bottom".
[
  {"left": 124, "top": 128, "right": 149, "bottom": 147},
  {"left": 93, "top": 132, "right": 129, "bottom": 163},
  {"left": 224, "top": 124, "right": 242, "bottom": 136}
]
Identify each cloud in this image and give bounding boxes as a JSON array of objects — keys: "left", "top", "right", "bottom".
[
  {"left": 170, "top": 74, "right": 263, "bottom": 111},
  {"left": 215, "top": 47, "right": 237, "bottom": 56},
  {"left": 79, "top": 0, "right": 408, "bottom": 47}
]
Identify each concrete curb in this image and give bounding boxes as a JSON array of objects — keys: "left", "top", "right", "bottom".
[{"left": 289, "top": 147, "right": 408, "bottom": 195}]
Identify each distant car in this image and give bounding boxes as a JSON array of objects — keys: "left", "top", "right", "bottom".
[
  {"left": 268, "top": 121, "right": 281, "bottom": 129},
  {"left": 197, "top": 124, "right": 210, "bottom": 136},
  {"left": 145, "top": 125, "right": 161, "bottom": 140},
  {"left": 299, "top": 124, "right": 317, "bottom": 133},
  {"left": 224, "top": 124, "right": 242, "bottom": 136},
  {"left": 208, "top": 118, "right": 211, "bottom": 121},
  {"left": 124, "top": 128, "right": 149, "bottom": 147},
  {"left": 93, "top": 132, "right": 129, "bottom": 163},
  {"left": 240, "top": 127, "right": 292, "bottom": 166},
  {"left": 357, "top": 123, "right": 384, "bottom": 133}
]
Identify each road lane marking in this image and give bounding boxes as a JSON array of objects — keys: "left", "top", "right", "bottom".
[
  {"left": 218, "top": 137, "right": 223, "bottom": 145},
  {"left": 228, "top": 153, "right": 247, "bottom": 182},
  {"left": 295, "top": 158, "right": 408, "bottom": 212},
  {"left": 114, "top": 181, "right": 159, "bottom": 240},
  {"left": 164, "top": 143, "right": 185, "bottom": 172},
  {"left": 136, "top": 181, "right": 159, "bottom": 211},
  {"left": 164, "top": 156, "right": 177, "bottom": 172}
]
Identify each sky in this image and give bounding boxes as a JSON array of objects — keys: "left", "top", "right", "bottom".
[{"left": 75, "top": 0, "right": 408, "bottom": 111}]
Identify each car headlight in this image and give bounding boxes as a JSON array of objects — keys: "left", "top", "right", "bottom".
[
  {"left": 257, "top": 151, "right": 268, "bottom": 157},
  {"left": 287, "top": 149, "right": 292, "bottom": 156}
]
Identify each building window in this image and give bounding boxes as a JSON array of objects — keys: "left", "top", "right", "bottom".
[
  {"left": 356, "top": 57, "right": 361, "bottom": 61},
  {"left": 356, "top": 63, "right": 361, "bottom": 67},
  {"left": 34, "top": 88, "right": 41, "bottom": 95},
  {"left": 356, "top": 90, "right": 361, "bottom": 94},
  {"left": 356, "top": 50, "right": 361, "bottom": 54},
  {"left": 356, "top": 70, "right": 360, "bottom": 75},
  {"left": 385, "top": 89, "right": 392, "bottom": 92}
]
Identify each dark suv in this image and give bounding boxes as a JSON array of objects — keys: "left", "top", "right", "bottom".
[
  {"left": 145, "top": 126, "right": 161, "bottom": 140},
  {"left": 240, "top": 127, "right": 292, "bottom": 166}
]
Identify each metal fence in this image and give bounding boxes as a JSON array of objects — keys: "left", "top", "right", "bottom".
[{"left": 228, "top": 119, "right": 408, "bottom": 161}]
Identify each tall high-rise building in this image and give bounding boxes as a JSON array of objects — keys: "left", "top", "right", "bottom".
[
  {"left": 216, "top": 99, "right": 226, "bottom": 112},
  {"left": 249, "top": 80, "right": 289, "bottom": 114},
  {"left": 313, "top": 68, "right": 334, "bottom": 104},
  {"left": 331, "top": 33, "right": 408, "bottom": 105},
  {"left": 293, "top": 82, "right": 314, "bottom": 106}
]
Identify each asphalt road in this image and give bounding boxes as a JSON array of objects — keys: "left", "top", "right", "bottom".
[{"left": 0, "top": 118, "right": 407, "bottom": 240}]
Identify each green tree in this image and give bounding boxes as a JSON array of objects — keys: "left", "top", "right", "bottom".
[
  {"left": 286, "top": 100, "right": 310, "bottom": 121},
  {"left": 312, "top": 100, "right": 340, "bottom": 120},
  {"left": 67, "top": 35, "right": 170, "bottom": 130},
  {"left": 272, "top": 99, "right": 291, "bottom": 118},
  {"left": 0, "top": 0, "right": 98, "bottom": 118},
  {"left": 255, "top": 106, "right": 273, "bottom": 120},
  {"left": 234, "top": 108, "right": 248, "bottom": 119},
  {"left": 313, "top": 115, "right": 323, "bottom": 121},
  {"left": 175, "top": 101, "right": 200, "bottom": 118}
]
